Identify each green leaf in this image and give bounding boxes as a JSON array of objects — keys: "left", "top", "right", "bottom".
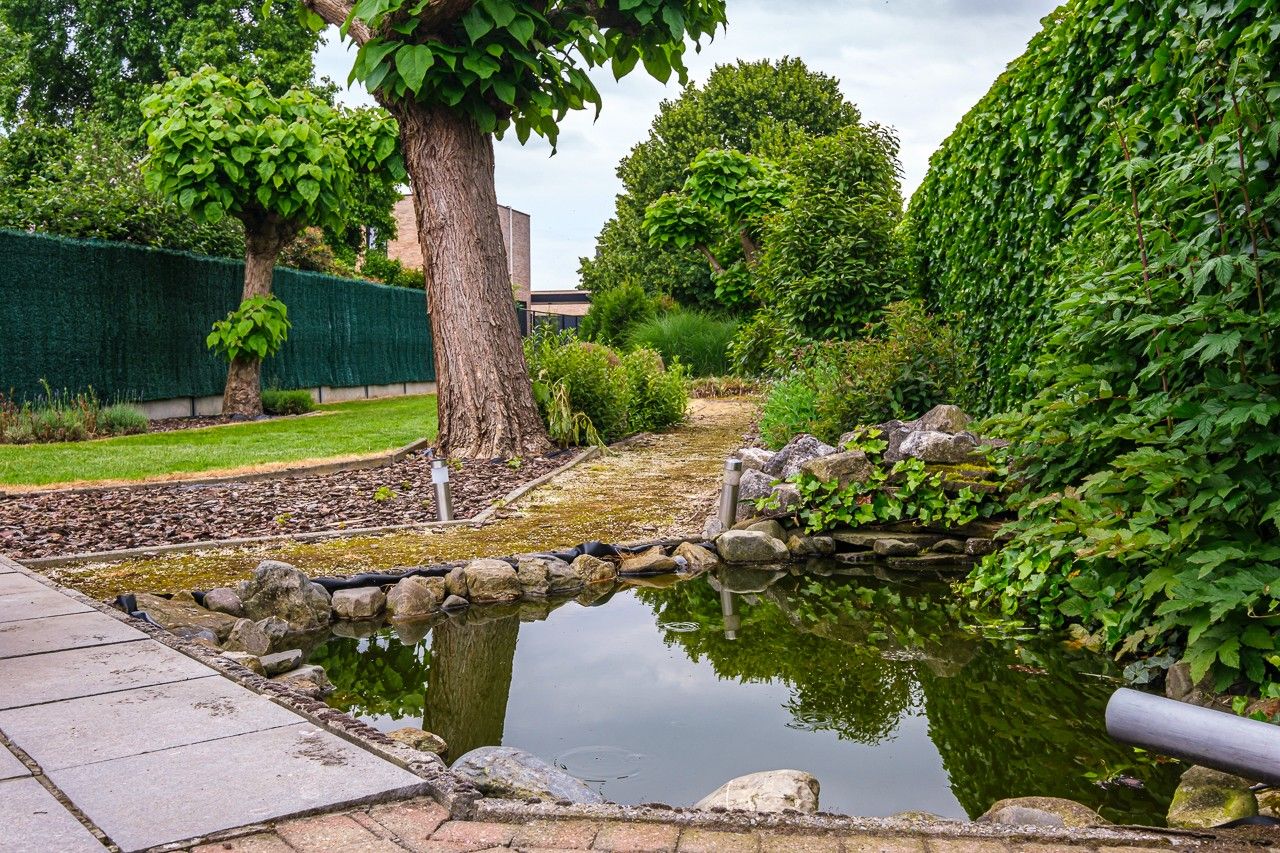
[{"left": 395, "top": 44, "right": 435, "bottom": 95}]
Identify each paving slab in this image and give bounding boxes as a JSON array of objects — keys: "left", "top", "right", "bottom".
[
  {"left": 0, "top": 574, "right": 92, "bottom": 623},
  {"left": 0, "top": 677, "right": 302, "bottom": 771},
  {"left": 0, "top": 638, "right": 213, "bottom": 709},
  {"left": 0, "top": 609, "right": 145, "bottom": 660},
  {"left": 0, "top": 777, "right": 106, "bottom": 853},
  {"left": 48, "top": 722, "right": 428, "bottom": 852},
  {"left": 0, "top": 744, "right": 29, "bottom": 780}
]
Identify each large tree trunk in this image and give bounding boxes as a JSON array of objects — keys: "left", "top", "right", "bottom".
[
  {"left": 222, "top": 217, "right": 295, "bottom": 417},
  {"left": 390, "top": 102, "right": 552, "bottom": 459}
]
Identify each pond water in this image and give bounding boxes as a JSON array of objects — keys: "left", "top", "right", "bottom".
[{"left": 308, "top": 565, "right": 1182, "bottom": 824}]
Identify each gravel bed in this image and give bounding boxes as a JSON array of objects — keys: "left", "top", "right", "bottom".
[{"left": 0, "top": 450, "right": 573, "bottom": 559}]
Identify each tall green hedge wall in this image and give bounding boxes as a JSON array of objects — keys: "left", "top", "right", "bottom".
[
  {"left": 0, "top": 229, "right": 435, "bottom": 403},
  {"left": 907, "top": 0, "right": 1276, "bottom": 414}
]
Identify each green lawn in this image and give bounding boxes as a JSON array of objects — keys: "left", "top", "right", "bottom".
[{"left": 0, "top": 394, "right": 438, "bottom": 487}]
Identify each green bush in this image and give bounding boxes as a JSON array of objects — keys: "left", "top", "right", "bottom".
[
  {"left": 757, "top": 301, "right": 975, "bottom": 448},
  {"left": 968, "top": 41, "right": 1280, "bottom": 695},
  {"left": 907, "top": 0, "right": 1276, "bottom": 414},
  {"left": 261, "top": 389, "right": 316, "bottom": 416},
  {"left": 578, "top": 281, "right": 654, "bottom": 347},
  {"left": 97, "top": 404, "right": 148, "bottom": 435},
  {"left": 726, "top": 311, "right": 792, "bottom": 376},
  {"left": 524, "top": 331, "right": 688, "bottom": 446},
  {"left": 622, "top": 348, "right": 688, "bottom": 433},
  {"left": 358, "top": 251, "right": 423, "bottom": 288},
  {"left": 627, "top": 310, "right": 737, "bottom": 377}
]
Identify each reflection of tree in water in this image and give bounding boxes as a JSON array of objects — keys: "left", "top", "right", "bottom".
[
  {"left": 423, "top": 613, "right": 520, "bottom": 758},
  {"left": 309, "top": 629, "right": 431, "bottom": 720},
  {"left": 918, "top": 644, "right": 1182, "bottom": 823},
  {"left": 638, "top": 571, "right": 1180, "bottom": 824}
]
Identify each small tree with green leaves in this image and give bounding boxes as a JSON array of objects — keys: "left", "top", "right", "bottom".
[
  {"left": 299, "top": 0, "right": 727, "bottom": 458},
  {"left": 140, "top": 67, "right": 403, "bottom": 415},
  {"left": 643, "top": 148, "right": 788, "bottom": 309}
]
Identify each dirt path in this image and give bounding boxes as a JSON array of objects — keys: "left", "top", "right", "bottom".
[{"left": 46, "top": 398, "right": 758, "bottom": 599}]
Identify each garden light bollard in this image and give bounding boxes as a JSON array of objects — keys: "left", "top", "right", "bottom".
[
  {"left": 432, "top": 459, "right": 454, "bottom": 522},
  {"left": 719, "top": 458, "right": 743, "bottom": 532}
]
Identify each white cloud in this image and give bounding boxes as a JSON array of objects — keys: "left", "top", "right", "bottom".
[{"left": 313, "top": 0, "right": 1057, "bottom": 290}]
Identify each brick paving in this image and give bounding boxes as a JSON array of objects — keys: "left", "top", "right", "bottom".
[{"left": 182, "top": 798, "right": 1247, "bottom": 853}]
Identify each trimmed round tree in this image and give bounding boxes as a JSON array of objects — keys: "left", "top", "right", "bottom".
[
  {"left": 299, "top": 0, "right": 726, "bottom": 458},
  {"left": 140, "top": 68, "right": 403, "bottom": 416}
]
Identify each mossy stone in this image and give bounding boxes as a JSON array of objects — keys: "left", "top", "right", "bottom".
[{"left": 1167, "top": 766, "right": 1258, "bottom": 828}]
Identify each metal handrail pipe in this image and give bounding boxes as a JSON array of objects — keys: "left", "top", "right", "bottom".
[{"left": 1106, "top": 687, "right": 1280, "bottom": 785}]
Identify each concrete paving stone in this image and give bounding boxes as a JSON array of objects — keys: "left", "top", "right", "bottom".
[
  {"left": 843, "top": 837, "right": 928, "bottom": 853},
  {"left": 511, "top": 819, "right": 600, "bottom": 850},
  {"left": 0, "top": 609, "right": 145, "bottom": 659},
  {"left": 0, "top": 676, "right": 301, "bottom": 770},
  {"left": 0, "top": 776, "right": 107, "bottom": 853},
  {"left": 0, "top": 638, "right": 214, "bottom": 709},
  {"left": 366, "top": 798, "right": 451, "bottom": 849},
  {"left": 0, "top": 559, "right": 15, "bottom": 573},
  {"left": 48, "top": 723, "right": 427, "bottom": 852},
  {"left": 0, "top": 574, "right": 92, "bottom": 623},
  {"left": 190, "top": 832, "right": 297, "bottom": 852},
  {"left": 759, "top": 833, "right": 842, "bottom": 853},
  {"left": 592, "top": 821, "right": 681, "bottom": 852},
  {"left": 0, "top": 744, "right": 30, "bottom": 780},
  {"left": 431, "top": 820, "right": 516, "bottom": 848},
  {"left": 676, "top": 827, "right": 761, "bottom": 852}
]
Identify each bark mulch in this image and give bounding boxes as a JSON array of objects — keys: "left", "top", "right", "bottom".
[{"left": 0, "top": 450, "right": 573, "bottom": 559}]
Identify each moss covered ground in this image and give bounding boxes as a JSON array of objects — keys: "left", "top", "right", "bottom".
[{"left": 49, "top": 398, "right": 757, "bottom": 599}]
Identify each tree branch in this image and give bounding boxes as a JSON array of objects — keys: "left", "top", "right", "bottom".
[
  {"left": 303, "top": 0, "right": 371, "bottom": 44},
  {"left": 695, "top": 244, "right": 725, "bottom": 274}
]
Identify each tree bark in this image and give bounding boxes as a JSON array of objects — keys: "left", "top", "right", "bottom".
[
  {"left": 389, "top": 101, "right": 552, "bottom": 459},
  {"left": 222, "top": 216, "right": 295, "bottom": 417}
]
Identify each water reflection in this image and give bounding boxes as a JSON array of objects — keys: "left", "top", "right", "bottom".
[{"left": 310, "top": 565, "right": 1181, "bottom": 823}]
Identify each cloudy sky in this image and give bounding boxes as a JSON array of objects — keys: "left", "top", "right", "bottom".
[{"left": 313, "top": 0, "right": 1059, "bottom": 291}]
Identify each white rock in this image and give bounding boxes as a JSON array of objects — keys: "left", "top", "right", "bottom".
[{"left": 694, "top": 769, "right": 820, "bottom": 814}]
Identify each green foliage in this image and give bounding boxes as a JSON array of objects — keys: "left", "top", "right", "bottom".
[
  {"left": 358, "top": 251, "right": 425, "bottom": 289},
  {"left": 621, "top": 348, "right": 688, "bottom": 433},
  {"left": 756, "top": 124, "right": 907, "bottom": 340},
  {"left": 0, "top": 119, "right": 244, "bottom": 256},
  {"left": 141, "top": 68, "right": 404, "bottom": 233},
  {"left": 206, "top": 295, "right": 291, "bottom": 364},
  {"left": 758, "top": 302, "right": 975, "bottom": 447},
  {"left": 907, "top": 0, "right": 1276, "bottom": 415},
  {"left": 97, "top": 404, "right": 149, "bottom": 436},
  {"left": 0, "top": 387, "right": 148, "bottom": 444},
  {"left": 726, "top": 311, "right": 791, "bottom": 376},
  {"left": 967, "top": 32, "right": 1280, "bottom": 693},
  {"left": 345, "top": 0, "right": 725, "bottom": 146},
  {"left": 627, "top": 310, "right": 737, "bottom": 377},
  {"left": 524, "top": 330, "right": 687, "bottom": 446},
  {"left": 0, "top": 0, "right": 326, "bottom": 130},
  {"left": 260, "top": 388, "right": 315, "bottom": 416},
  {"left": 582, "top": 58, "right": 861, "bottom": 309},
  {"left": 579, "top": 280, "right": 655, "bottom": 347}
]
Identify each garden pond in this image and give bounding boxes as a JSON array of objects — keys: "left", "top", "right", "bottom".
[{"left": 307, "top": 563, "right": 1183, "bottom": 824}]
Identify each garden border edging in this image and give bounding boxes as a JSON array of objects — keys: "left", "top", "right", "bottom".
[{"left": 17, "top": 446, "right": 601, "bottom": 569}]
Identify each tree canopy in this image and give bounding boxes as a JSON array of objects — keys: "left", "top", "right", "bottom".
[
  {"left": 580, "top": 57, "right": 861, "bottom": 309},
  {"left": 0, "top": 0, "right": 328, "bottom": 129}
]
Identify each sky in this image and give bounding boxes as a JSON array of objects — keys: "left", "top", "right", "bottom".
[{"left": 313, "top": 0, "right": 1060, "bottom": 291}]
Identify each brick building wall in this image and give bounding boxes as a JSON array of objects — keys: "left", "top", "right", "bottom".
[{"left": 386, "top": 195, "right": 531, "bottom": 306}]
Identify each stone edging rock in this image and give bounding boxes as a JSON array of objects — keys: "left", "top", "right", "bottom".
[
  {"left": 17, "top": 446, "right": 601, "bottom": 569},
  {"left": 0, "top": 436, "right": 435, "bottom": 499}
]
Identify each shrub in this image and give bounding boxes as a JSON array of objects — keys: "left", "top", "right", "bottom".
[
  {"left": 757, "top": 301, "right": 975, "bottom": 448},
  {"left": 97, "top": 404, "right": 149, "bottom": 436},
  {"left": 622, "top": 349, "right": 688, "bottom": 433},
  {"left": 206, "top": 295, "right": 291, "bottom": 364},
  {"left": 578, "top": 281, "right": 654, "bottom": 347},
  {"left": 526, "top": 332, "right": 631, "bottom": 444},
  {"left": 261, "top": 389, "right": 316, "bottom": 416},
  {"left": 627, "top": 310, "right": 737, "bottom": 377},
  {"left": 524, "top": 331, "right": 689, "bottom": 446},
  {"left": 726, "top": 310, "right": 793, "bottom": 377}
]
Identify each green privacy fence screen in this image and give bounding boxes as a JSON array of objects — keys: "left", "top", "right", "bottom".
[{"left": 0, "top": 229, "right": 435, "bottom": 403}]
